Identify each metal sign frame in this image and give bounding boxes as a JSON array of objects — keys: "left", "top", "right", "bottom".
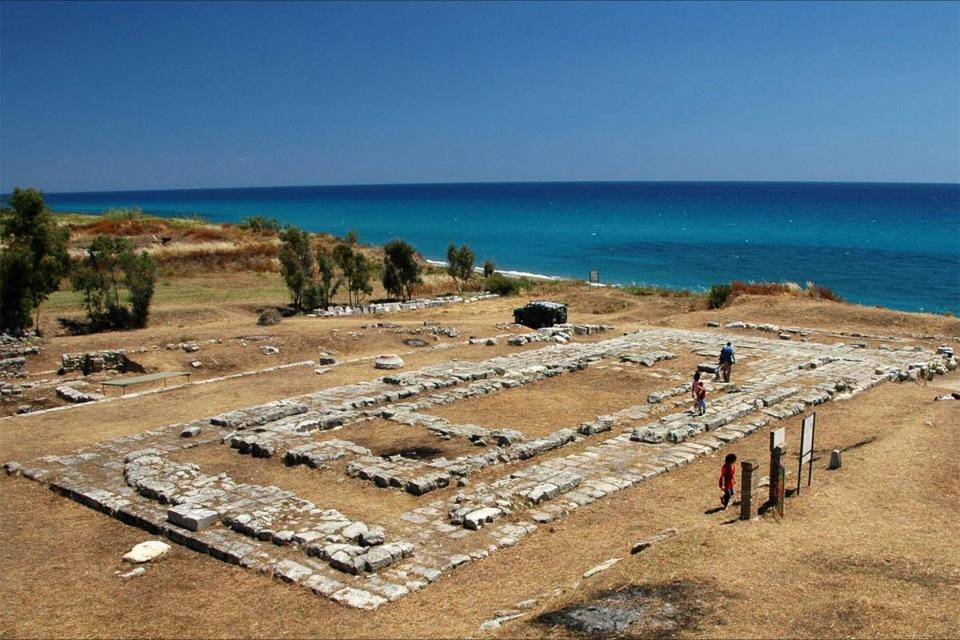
[{"left": 797, "top": 412, "right": 816, "bottom": 494}]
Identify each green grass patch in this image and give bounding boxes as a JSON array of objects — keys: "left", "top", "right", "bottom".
[{"left": 44, "top": 272, "right": 288, "bottom": 314}]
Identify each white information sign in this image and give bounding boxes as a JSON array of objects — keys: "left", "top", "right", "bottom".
[
  {"left": 797, "top": 412, "right": 817, "bottom": 493},
  {"left": 770, "top": 427, "right": 786, "bottom": 451},
  {"left": 800, "top": 414, "right": 816, "bottom": 465}
]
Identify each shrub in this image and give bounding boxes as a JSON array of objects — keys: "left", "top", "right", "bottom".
[
  {"left": 707, "top": 283, "right": 733, "bottom": 309},
  {"left": 483, "top": 259, "right": 495, "bottom": 277},
  {"left": 125, "top": 250, "right": 157, "bottom": 328},
  {"left": 241, "top": 216, "right": 281, "bottom": 233},
  {"left": 257, "top": 309, "right": 281, "bottom": 326},
  {"left": 805, "top": 282, "right": 843, "bottom": 302},
  {"left": 70, "top": 235, "right": 157, "bottom": 330},
  {"left": 484, "top": 273, "right": 535, "bottom": 296}
]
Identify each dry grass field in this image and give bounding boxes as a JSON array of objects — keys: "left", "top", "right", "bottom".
[{"left": 1, "top": 218, "right": 958, "bottom": 639}]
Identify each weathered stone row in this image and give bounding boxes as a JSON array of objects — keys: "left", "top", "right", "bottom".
[
  {"left": 647, "top": 384, "right": 690, "bottom": 404},
  {"left": 225, "top": 333, "right": 678, "bottom": 476},
  {"left": 714, "top": 319, "right": 960, "bottom": 344},
  {"left": 619, "top": 350, "right": 677, "bottom": 366},
  {"left": 60, "top": 349, "right": 129, "bottom": 374},
  {"left": 0, "top": 344, "right": 39, "bottom": 358},
  {"left": 55, "top": 382, "right": 105, "bottom": 403},
  {"left": 0, "top": 333, "right": 39, "bottom": 375},
  {"left": 506, "top": 324, "right": 613, "bottom": 346},
  {"left": 0, "top": 356, "right": 27, "bottom": 378},
  {"left": 314, "top": 293, "right": 499, "bottom": 317},
  {"left": 342, "top": 424, "right": 583, "bottom": 498},
  {"left": 125, "top": 452, "right": 416, "bottom": 577},
  {"left": 283, "top": 440, "right": 373, "bottom": 468}
]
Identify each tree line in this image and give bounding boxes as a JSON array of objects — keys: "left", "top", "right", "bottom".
[
  {"left": 1, "top": 188, "right": 158, "bottom": 335},
  {"left": 279, "top": 228, "right": 497, "bottom": 312},
  {"left": 0, "top": 186, "right": 504, "bottom": 334}
]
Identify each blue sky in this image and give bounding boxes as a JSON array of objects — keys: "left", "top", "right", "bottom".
[{"left": 1, "top": 0, "right": 958, "bottom": 192}]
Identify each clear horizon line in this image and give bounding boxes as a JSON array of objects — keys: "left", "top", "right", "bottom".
[{"left": 15, "top": 177, "right": 960, "bottom": 197}]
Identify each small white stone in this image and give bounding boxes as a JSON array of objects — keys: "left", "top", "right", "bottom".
[
  {"left": 582, "top": 557, "right": 621, "bottom": 578},
  {"left": 122, "top": 540, "right": 171, "bottom": 563},
  {"left": 118, "top": 567, "right": 146, "bottom": 580}
]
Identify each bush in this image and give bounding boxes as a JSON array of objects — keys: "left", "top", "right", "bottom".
[
  {"left": 482, "top": 259, "right": 495, "bottom": 277},
  {"left": 70, "top": 235, "right": 157, "bottom": 330},
  {"left": 257, "top": 309, "right": 281, "bottom": 326},
  {"left": 484, "top": 273, "right": 535, "bottom": 296},
  {"left": 125, "top": 250, "right": 157, "bottom": 328},
  {"left": 707, "top": 284, "right": 733, "bottom": 309},
  {"left": 241, "top": 216, "right": 281, "bottom": 233}
]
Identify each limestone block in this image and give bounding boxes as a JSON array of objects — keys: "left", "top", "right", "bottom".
[
  {"left": 306, "top": 573, "right": 343, "bottom": 596},
  {"left": 374, "top": 354, "right": 404, "bottom": 370},
  {"left": 329, "top": 550, "right": 365, "bottom": 574},
  {"left": 331, "top": 587, "right": 387, "bottom": 609},
  {"left": 340, "top": 522, "right": 369, "bottom": 542},
  {"left": 360, "top": 546, "right": 395, "bottom": 572},
  {"left": 167, "top": 504, "right": 219, "bottom": 531},
  {"left": 464, "top": 507, "right": 502, "bottom": 530},
  {"left": 274, "top": 559, "right": 312, "bottom": 584}
]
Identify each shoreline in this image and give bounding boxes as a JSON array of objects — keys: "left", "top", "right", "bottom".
[{"left": 46, "top": 210, "right": 957, "bottom": 316}]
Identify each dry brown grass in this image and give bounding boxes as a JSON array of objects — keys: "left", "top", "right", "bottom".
[
  {"left": 425, "top": 354, "right": 711, "bottom": 437},
  {"left": 2, "top": 372, "right": 957, "bottom": 638},
  {"left": 4, "top": 267, "right": 960, "bottom": 638},
  {"left": 154, "top": 241, "right": 280, "bottom": 273},
  {"left": 731, "top": 280, "right": 844, "bottom": 302},
  {"left": 70, "top": 216, "right": 171, "bottom": 236}
]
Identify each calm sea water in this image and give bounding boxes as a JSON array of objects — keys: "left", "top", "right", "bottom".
[{"left": 37, "top": 181, "right": 960, "bottom": 314}]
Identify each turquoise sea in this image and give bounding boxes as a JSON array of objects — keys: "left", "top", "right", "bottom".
[{"left": 34, "top": 181, "right": 960, "bottom": 314}]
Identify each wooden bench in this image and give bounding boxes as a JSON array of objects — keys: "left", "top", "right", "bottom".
[{"left": 100, "top": 371, "right": 191, "bottom": 396}]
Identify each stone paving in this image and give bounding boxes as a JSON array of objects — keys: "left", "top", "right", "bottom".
[{"left": 4, "top": 327, "right": 956, "bottom": 610}]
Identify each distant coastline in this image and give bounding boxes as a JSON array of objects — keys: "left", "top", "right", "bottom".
[{"left": 30, "top": 181, "right": 960, "bottom": 314}]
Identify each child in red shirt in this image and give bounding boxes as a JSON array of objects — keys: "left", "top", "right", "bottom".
[{"left": 719, "top": 453, "right": 737, "bottom": 508}]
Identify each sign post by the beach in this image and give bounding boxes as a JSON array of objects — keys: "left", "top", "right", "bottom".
[
  {"left": 797, "top": 412, "right": 817, "bottom": 494},
  {"left": 589, "top": 270, "right": 600, "bottom": 284}
]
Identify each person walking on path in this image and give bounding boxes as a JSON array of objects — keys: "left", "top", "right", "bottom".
[
  {"left": 719, "top": 341, "right": 736, "bottom": 382},
  {"left": 692, "top": 371, "right": 707, "bottom": 416},
  {"left": 719, "top": 453, "right": 737, "bottom": 509}
]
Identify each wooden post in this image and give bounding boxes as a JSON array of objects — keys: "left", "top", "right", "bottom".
[
  {"left": 740, "top": 460, "right": 756, "bottom": 521},
  {"left": 770, "top": 445, "right": 786, "bottom": 517}
]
